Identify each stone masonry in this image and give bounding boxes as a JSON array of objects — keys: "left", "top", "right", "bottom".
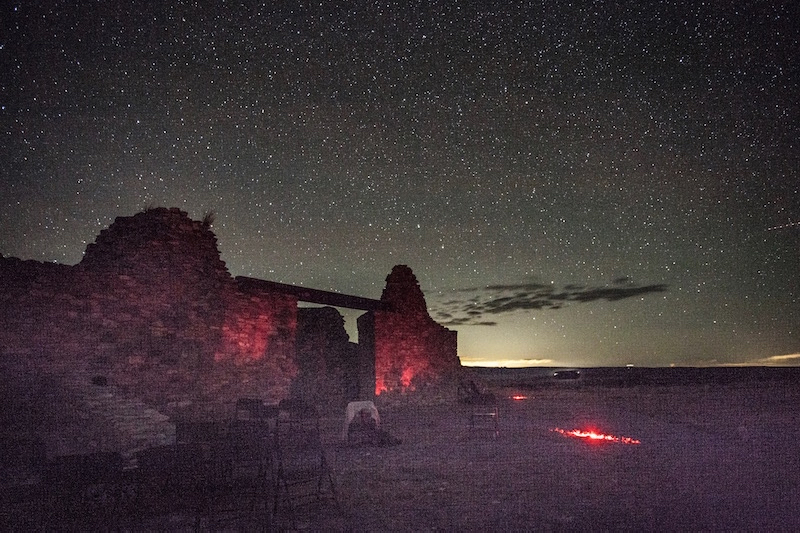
[
  {"left": 1, "top": 208, "right": 459, "bottom": 460},
  {"left": 360, "top": 265, "right": 460, "bottom": 395}
]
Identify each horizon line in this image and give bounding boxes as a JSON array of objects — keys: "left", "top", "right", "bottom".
[{"left": 461, "top": 353, "right": 800, "bottom": 369}]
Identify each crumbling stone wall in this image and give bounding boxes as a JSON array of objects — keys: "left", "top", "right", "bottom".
[
  {"left": 360, "top": 265, "right": 460, "bottom": 395},
  {"left": 1, "top": 210, "right": 461, "bottom": 459},
  {"left": 77, "top": 208, "right": 233, "bottom": 375},
  {"left": 0, "top": 208, "right": 298, "bottom": 458}
]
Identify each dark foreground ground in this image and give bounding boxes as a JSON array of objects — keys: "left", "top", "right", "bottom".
[
  {"left": 3, "top": 379, "right": 799, "bottom": 531},
  {"left": 320, "top": 381, "right": 800, "bottom": 531}
]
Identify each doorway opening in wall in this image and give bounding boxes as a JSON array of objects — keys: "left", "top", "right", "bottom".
[{"left": 296, "top": 304, "right": 363, "bottom": 344}]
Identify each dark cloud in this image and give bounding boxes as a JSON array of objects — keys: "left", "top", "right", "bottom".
[
  {"left": 435, "top": 316, "right": 499, "bottom": 327},
  {"left": 432, "top": 281, "right": 668, "bottom": 326},
  {"left": 570, "top": 284, "right": 669, "bottom": 302}
]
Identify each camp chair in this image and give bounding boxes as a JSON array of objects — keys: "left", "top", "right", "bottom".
[
  {"left": 272, "top": 410, "right": 337, "bottom": 524},
  {"left": 205, "top": 436, "right": 273, "bottom": 528},
  {"left": 459, "top": 381, "right": 500, "bottom": 437},
  {"left": 231, "top": 398, "right": 277, "bottom": 471},
  {"left": 469, "top": 403, "right": 500, "bottom": 438},
  {"left": 458, "top": 380, "right": 496, "bottom": 405},
  {"left": 176, "top": 415, "right": 274, "bottom": 526}
]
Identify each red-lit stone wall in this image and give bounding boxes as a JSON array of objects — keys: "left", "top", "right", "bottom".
[
  {"left": 1, "top": 211, "right": 461, "bottom": 459},
  {"left": 217, "top": 286, "right": 297, "bottom": 367},
  {"left": 363, "top": 265, "right": 460, "bottom": 395},
  {"left": 0, "top": 208, "right": 299, "bottom": 457}
]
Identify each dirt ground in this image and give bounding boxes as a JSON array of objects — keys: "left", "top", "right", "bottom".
[
  {"left": 4, "top": 380, "right": 798, "bottom": 531},
  {"left": 305, "top": 382, "right": 800, "bottom": 531}
]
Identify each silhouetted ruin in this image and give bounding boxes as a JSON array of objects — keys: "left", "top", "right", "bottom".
[{"left": 0, "top": 207, "right": 459, "bottom": 459}]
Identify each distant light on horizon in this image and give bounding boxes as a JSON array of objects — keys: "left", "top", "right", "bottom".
[
  {"left": 721, "top": 353, "right": 800, "bottom": 367},
  {"left": 461, "top": 353, "right": 800, "bottom": 369},
  {"left": 461, "top": 358, "right": 557, "bottom": 368}
]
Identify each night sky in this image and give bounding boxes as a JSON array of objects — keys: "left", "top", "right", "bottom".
[{"left": 2, "top": 1, "right": 798, "bottom": 368}]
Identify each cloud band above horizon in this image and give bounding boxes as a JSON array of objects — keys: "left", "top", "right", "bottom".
[{"left": 432, "top": 279, "right": 668, "bottom": 326}]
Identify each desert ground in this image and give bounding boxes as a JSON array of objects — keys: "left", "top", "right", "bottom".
[
  {"left": 4, "top": 379, "right": 799, "bottom": 531},
  {"left": 307, "top": 380, "right": 800, "bottom": 531}
]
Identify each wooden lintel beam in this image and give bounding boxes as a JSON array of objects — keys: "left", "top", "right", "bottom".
[{"left": 235, "top": 276, "right": 389, "bottom": 311}]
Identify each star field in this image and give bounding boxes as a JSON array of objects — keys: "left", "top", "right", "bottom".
[{"left": 2, "top": 1, "right": 798, "bottom": 366}]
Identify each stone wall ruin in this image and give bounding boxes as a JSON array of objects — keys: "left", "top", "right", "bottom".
[
  {"left": 0, "top": 207, "right": 459, "bottom": 460},
  {"left": 360, "top": 265, "right": 461, "bottom": 395}
]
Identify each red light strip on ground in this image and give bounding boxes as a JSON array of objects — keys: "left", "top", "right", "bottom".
[{"left": 551, "top": 427, "right": 641, "bottom": 445}]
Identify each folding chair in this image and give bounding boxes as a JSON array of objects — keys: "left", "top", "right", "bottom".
[
  {"left": 272, "top": 411, "right": 337, "bottom": 525},
  {"left": 175, "top": 416, "right": 274, "bottom": 527},
  {"left": 205, "top": 436, "right": 274, "bottom": 529},
  {"left": 229, "top": 398, "right": 278, "bottom": 480},
  {"left": 469, "top": 404, "right": 500, "bottom": 438}
]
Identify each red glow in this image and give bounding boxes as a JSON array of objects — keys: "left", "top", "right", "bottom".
[
  {"left": 551, "top": 427, "right": 641, "bottom": 445},
  {"left": 400, "top": 367, "right": 414, "bottom": 388},
  {"left": 375, "top": 377, "right": 387, "bottom": 395},
  {"left": 511, "top": 394, "right": 528, "bottom": 401},
  {"left": 215, "top": 320, "right": 271, "bottom": 364}
]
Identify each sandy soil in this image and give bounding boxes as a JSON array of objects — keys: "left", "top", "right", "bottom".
[{"left": 305, "top": 382, "right": 800, "bottom": 531}]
